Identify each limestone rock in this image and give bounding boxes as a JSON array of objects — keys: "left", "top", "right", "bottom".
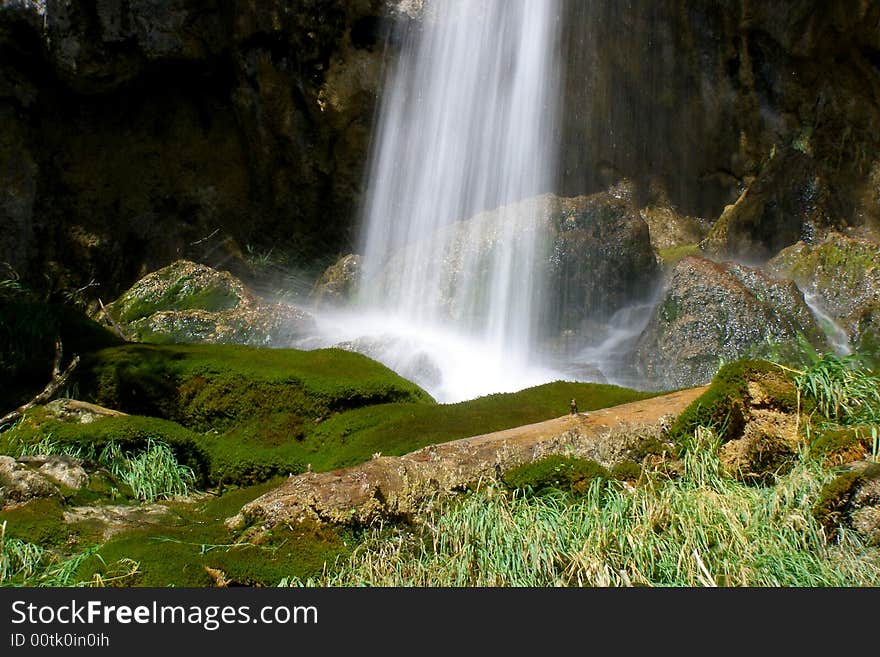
[
  {"left": 632, "top": 256, "right": 826, "bottom": 389},
  {"left": 228, "top": 387, "right": 705, "bottom": 531},
  {"left": 0, "top": 453, "right": 92, "bottom": 508},
  {"left": 766, "top": 233, "right": 880, "bottom": 347},
  {"left": 0, "top": 455, "right": 59, "bottom": 507}
]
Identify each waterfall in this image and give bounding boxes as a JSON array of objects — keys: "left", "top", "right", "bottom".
[{"left": 340, "top": 0, "right": 562, "bottom": 402}]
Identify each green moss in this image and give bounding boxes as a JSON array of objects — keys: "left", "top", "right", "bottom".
[
  {"left": 503, "top": 456, "right": 611, "bottom": 495},
  {"left": 0, "top": 498, "right": 73, "bottom": 548},
  {"left": 610, "top": 460, "right": 642, "bottom": 482},
  {"left": 669, "top": 360, "right": 799, "bottom": 452},
  {"left": 77, "top": 344, "right": 433, "bottom": 430},
  {"left": 74, "top": 479, "right": 350, "bottom": 586},
  {"left": 811, "top": 427, "right": 873, "bottom": 465},
  {"left": 304, "top": 381, "right": 656, "bottom": 471},
  {"left": 658, "top": 243, "right": 701, "bottom": 268},
  {"left": 115, "top": 277, "right": 240, "bottom": 324},
  {"left": 629, "top": 437, "right": 674, "bottom": 462}
]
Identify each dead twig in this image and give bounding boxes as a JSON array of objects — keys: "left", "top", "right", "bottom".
[
  {"left": 0, "top": 340, "right": 80, "bottom": 428},
  {"left": 97, "top": 298, "right": 128, "bottom": 341}
]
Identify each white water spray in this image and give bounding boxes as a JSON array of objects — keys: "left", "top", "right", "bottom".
[{"left": 335, "top": 0, "right": 563, "bottom": 402}]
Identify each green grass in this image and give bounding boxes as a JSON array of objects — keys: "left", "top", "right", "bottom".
[
  {"left": 1, "top": 521, "right": 101, "bottom": 587},
  {"left": 294, "top": 430, "right": 880, "bottom": 587},
  {"left": 790, "top": 353, "right": 880, "bottom": 425}
]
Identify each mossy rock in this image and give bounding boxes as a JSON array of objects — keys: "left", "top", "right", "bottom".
[
  {"left": 1, "top": 410, "right": 211, "bottom": 486},
  {"left": 813, "top": 464, "right": 880, "bottom": 540},
  {"left": 503, "top": 455, "right": 611, "bottom": 495},
  {"left": 811, "top": 427, "right": 875, "bottom": 466},
  {"left": 105, "top": 260, "right": 246, "bottom": 325},
  {"left": 76, "top": 343, "right": 433, "bottom": 430},
  {"left": 669, "top": 360, "right": 800, "bottom": 451}
]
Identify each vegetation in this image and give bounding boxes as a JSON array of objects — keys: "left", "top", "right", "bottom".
[
  {"left": 293, "top": 429, "right": 880, "bottom": 587},
  {"left": 668, "top": 359, "right": 799, "bottom": 448},
  {"left": 502, "top": 456, "right": 611, "bottom": 495}
]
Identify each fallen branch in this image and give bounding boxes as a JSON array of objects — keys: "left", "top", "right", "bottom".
[
  {"left": 98, "top": 297, "right": 128, "bottom": 340},
  {"left": 0, "top": 340, "right": 80, "bottom": 428}
]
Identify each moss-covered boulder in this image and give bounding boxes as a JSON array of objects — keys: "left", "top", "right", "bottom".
[
  {"left": 632, "top": 257, "right": 826, "bottom": 390},
  {"left": 670, "top": 360, "right": 804, "bottom": 483},
  {"left": 104, "top": 260, "right": 314, "bottom": 346},
  {"left": 814, "top": 463, "right": 880, "bottom": 545},
  {"left": 765, "top": 233, "right": 880, "bottom": 348}
]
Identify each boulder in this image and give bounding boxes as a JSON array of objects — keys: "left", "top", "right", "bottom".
[
  {"left": 544, "top": 191, "right": 661, "bottom": 334},
  {"left": 701, "top": 148, "right": 843, "bottom": 262},
  {"left": 632, "top": 256, "right": 826, "bottom": 389},
  {"left": 0, "top": 454, "right": 89, "bottom": 508},
  {"left": 766, "top": 233, "right": 880, "bottom": 347},
  {"left": 310, "top": 254, "right": 362, "bottom": 308},
  {"left": 815, "top": 463, "right": 880, "bottom": 545},
  {"left": 104, "top": 260, "right": 314, "bottom": 346}
]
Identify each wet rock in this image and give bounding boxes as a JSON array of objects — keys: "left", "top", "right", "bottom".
[
  {"left": 545, "top": 191, "right": 661, "bottom": 333},
  {"left": 310, "top": 254, "right": 362, "bottom": 308},
  {"left": 640, "top": 204, "right": 711, "bottom": 254},
  {"left": 105, "top": 260, "right": 315, "bottom": 346},
  {"left": 701, "top": 149, "right": 844, "bottom": 262},
  {"left": 765, "top": 232, "right": 880, "bottom": 347},
  {"left": 632, "top": 256, "right": 826, "bottom": 390}
]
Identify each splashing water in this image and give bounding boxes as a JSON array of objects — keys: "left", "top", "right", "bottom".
[{"left": 327, "top": 0, "right": 564, "bottom": 402}]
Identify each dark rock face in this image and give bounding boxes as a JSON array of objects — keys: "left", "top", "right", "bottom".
[
  {"left": 632, "top": 256, "right": 826, "bottom": 389},
  {"left": 701, "top": 148, "right": 843, "bottom": 262},
  {"left": 560, "top": 0, "right": 880, "bottom": 239},
  {"left": 0, "top": 0, "right": 393, "bottom": 297},
  {"left": 766, "top": 233, "right": 880, "bottom": 347},
  {"left": 544, "top": 190, "right": 660, "bottom": 335}
]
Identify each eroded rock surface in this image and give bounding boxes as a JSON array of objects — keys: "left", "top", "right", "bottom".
[
  {"left": 632, "top": 256, "right": 826, "bottom": 389},
  {"left": 228, "top": 386, "right": 706, "bottom": 531}
]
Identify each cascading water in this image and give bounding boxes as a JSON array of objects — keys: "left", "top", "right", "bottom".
[{"left": 312, "top": 0, "right": 564, "bottom": 402}]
